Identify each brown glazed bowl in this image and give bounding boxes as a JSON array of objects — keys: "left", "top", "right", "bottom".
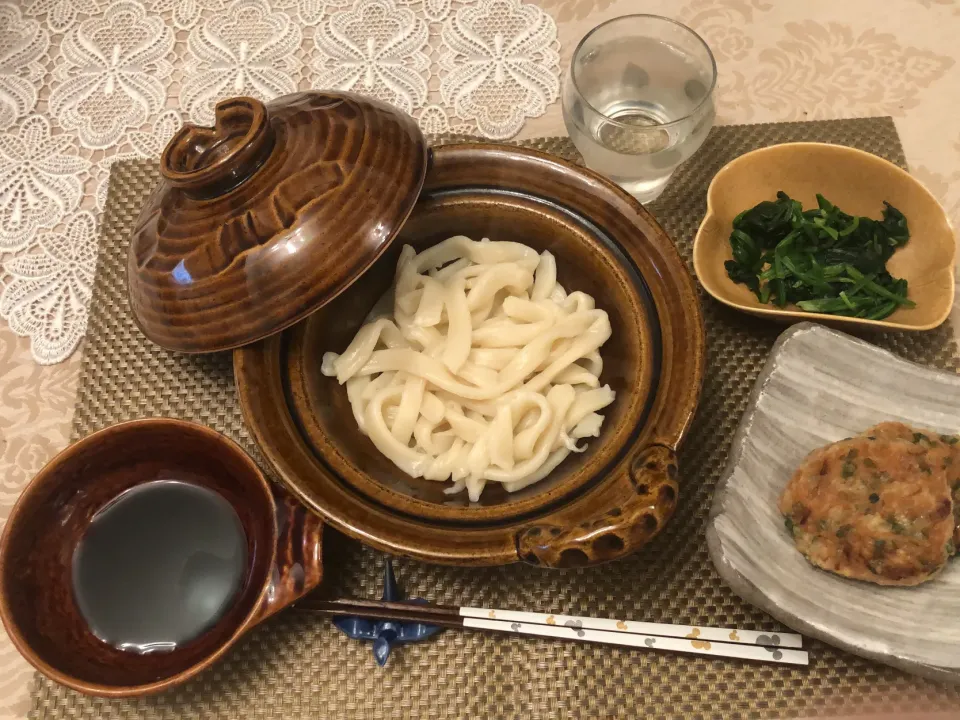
[
  {"left": 235, "top": 143, "right": 705, "bottom": 568},
  {"left": 128, "top": 92, "right": 427, "bottom": 353},
  {"left": 0, "top": 418, "right": 322, "bottom": 697}
]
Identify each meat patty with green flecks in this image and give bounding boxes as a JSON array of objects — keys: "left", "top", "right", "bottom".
[
  {"left": 779, "top": 436, "right": 955, "bottom": 586},
  {"left": 860, "top": 421, "right": 960, "bottom": 546}
]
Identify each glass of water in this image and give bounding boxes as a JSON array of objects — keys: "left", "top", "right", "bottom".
[{"left": 563, "top": 15, "right": 717, "bottom": 203}]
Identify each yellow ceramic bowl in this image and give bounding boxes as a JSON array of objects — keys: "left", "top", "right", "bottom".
[{"left": 693, "top": 142, "right": 955, "bottom": 331}]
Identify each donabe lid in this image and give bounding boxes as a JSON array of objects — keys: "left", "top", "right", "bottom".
[{"left": 127, "top": 92, "right": 428, "bottom": 353}]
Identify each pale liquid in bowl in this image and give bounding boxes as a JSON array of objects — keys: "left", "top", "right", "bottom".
[{"left": 72, "top": 480, "right": 248, "bottom": 654}]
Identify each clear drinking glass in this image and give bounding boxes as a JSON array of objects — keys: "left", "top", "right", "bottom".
[{"left": 563, "top": 15, "right": 717, "bottom": 203}]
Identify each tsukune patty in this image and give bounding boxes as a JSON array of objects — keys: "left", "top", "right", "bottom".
[{"left": 779, "top": 436, "right": 955, "bottom": 586}]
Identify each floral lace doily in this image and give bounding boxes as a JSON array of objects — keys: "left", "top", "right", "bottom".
[{"left": 0, "top": 0, "right": 561, "bottom": 364}]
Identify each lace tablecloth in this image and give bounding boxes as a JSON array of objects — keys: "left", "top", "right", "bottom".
[{"left": 1, "top": 0, "right": 959, "bottom": 716}]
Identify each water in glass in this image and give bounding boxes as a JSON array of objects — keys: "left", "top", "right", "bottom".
[{"left": 563, "top": 16, "right": 716, "bottom": 203}]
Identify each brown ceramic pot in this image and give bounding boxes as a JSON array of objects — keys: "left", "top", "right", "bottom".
[
  {"left": 235, "top": 143, "right": 705, "bottom": 568},
  {"left": 0, "top": 418, "right": 323, "bottom": 697}
]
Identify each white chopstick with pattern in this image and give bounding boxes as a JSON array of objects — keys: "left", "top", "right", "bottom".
[
  {"left": 462, "top": 617, "right": 808, "bottom": 665},
  {"left": 460, "top": 608, "right": 804, "bottom": 650}
]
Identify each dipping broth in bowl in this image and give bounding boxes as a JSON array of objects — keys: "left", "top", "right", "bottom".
[{"left": 72, "top": 479, "right": 248, "bottom": 654}]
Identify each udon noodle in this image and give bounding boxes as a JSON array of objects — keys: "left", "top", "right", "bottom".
[{"left": 320, "top": 236, "right": 615, "bottom": 501}]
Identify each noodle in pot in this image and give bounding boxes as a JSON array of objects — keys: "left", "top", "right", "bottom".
[{"left": 321, "top": 236, "right": 616, "bottom": 502}]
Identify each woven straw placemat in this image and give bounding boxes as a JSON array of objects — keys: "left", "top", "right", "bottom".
[{"left": 31, "top": 118, "right": 960, "bottom": 720}]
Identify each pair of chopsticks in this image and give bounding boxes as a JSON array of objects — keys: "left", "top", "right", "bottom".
[{"left": 297, "top": 598, "right": 808, "bottom": 666}]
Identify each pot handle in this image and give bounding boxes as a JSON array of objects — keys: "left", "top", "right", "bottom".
[
  {"left": 253, "top": 486, "right": 324, "bottom": 623},
  {"left": 516, "top": 444, "right": 679, "bottom": 569},
  {"left": 160, "top": 97, "right": 274, "bottom": 198}
]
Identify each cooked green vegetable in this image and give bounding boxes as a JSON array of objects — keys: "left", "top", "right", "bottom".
[{"left": 724, "top": 191, "right": 914, "bottom": 320}]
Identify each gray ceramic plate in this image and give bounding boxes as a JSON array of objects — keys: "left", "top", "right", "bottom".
[{"left": 707, "top": 322, "right": 960, "bottom": 683}]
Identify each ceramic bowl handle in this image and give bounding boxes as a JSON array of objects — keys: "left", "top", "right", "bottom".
[
  {"left": 253, "top": 486, "right": 324, "bottom": 623},
  {"left": 517, "top": 444, "right": 679, "bottom": 569},
  {"left": 160, "top": 96, "right": 274, "bottom": 198}
]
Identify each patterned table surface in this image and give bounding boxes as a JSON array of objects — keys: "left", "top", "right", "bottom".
[{"left": 1, "top": 0, "right": 959, "bottom": 716}]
